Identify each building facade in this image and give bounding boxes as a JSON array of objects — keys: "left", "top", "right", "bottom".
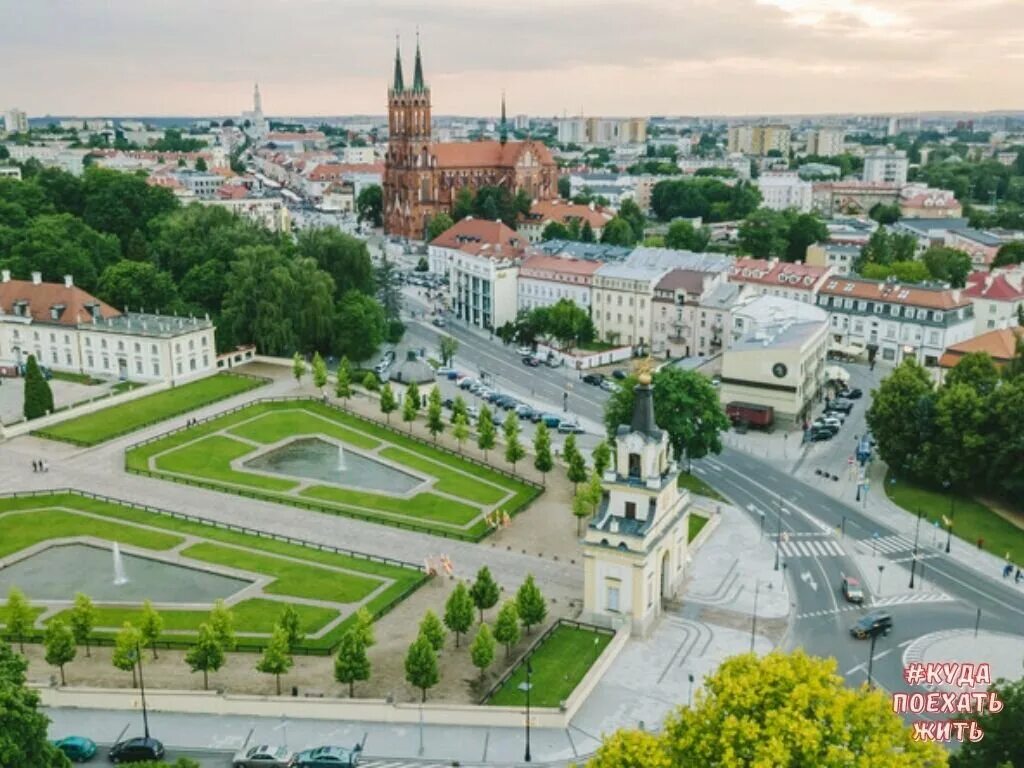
[
  {"left": 517, "top": 254, "right": 602, "bottom": 312},
  {"left": 756, "top": 173, "right": 813, "bottom": 212},
  {"left": 728, "top": 124, "right": 791, "bottom": 157},
  {"left": 383, "top": 40, "right": 558, "bottom": 239},
  {"left": 963, "top": 269, "right": 1024, "bottom": 335},
  {"left": 518, "top": 200, "right": 613, "bottom": 244},
  {"left": 863, "top": 149, "right": 909, "bottom": 186},
  {"left": 650, "top": 268, "right": 729, "bottom": 358},
  {"left": 728, "top": 258, "right": 832, "bottom": 303},
  {"left": 3, "top": 108, "right": 28, "bottom": 134},
  {"left": 806, "top": 128, "right": 845, "bottom": 157}
]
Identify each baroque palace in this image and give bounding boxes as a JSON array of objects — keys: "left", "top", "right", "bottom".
[{"left": 383, "top": 38, "right": 558, "bottom": 239}]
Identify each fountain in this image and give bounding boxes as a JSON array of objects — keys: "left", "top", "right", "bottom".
[
  {"left": 336, "top": 445, "right": 347, "bottom": 473},
  {"left": 112, "top": 542, "right": 129, "bottom": 586}
]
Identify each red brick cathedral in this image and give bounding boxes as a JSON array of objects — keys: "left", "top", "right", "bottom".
[{"left": 383, "top": 38, "right": 558, "bottom": 239}]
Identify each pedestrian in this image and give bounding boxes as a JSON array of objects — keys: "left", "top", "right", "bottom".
[
  {"left": 1003, "top": 563, "right": 1013, "bottom": 579},
  {"left": 31, "top": 460, "right": 37, "bottom": 473},
  {"left": 43, "top": 460, "right": 49, "bottom": 473},
  {"left": 978, "top": 537, "right": 984, "bottom": 550},
  {"left": 1016, "top": 568, "right": 1022, "bottom": 584}
]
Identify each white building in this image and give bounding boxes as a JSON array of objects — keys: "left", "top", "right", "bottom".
[
  {"left": 0, "top": 166, "right": 22, "bottom": 181},
  {"left": 806, "top": 128, "right": 845, "bottom": 157},
  {"left": 582, "top": 372, "right": 691, "bottom": 637},
  {"left": 756, "top": 173, "right": 813, "bottom": 212},
  {"left": 176, "top": 171, "right": 225, "bottom": 200},
  {"left": 517, "top": 254, "right": 602, "bottom": 312},
  {"left": 728, "top": 258, "right": 832, "bottom": 304},
  {"left": 816, "top": 276, "right": 975, "bottom": 366},
  {"left": 3, "top": 108, "right": 28, "bottom": 134},
  {"left": 2, "top": 144, "right": 90, "bottom": 175},
  {"left": 863, "top": 149, "right": 909, "bottom": 186},
  {"left": 963, "top": 268, "right": 1024, "bottom": 335},
  {"left": 0, "top": 271, "right": 216, "bottom": 384},
  {"left": 202, "top": 195, "right": 291, "bottom": 233},
  {"left": 650, "top": 268, "right": 729, "bottom": 358}
]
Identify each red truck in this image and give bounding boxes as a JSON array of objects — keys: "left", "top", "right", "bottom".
[{"left": 725, "top": 401, "right": 774, "bottom": 430}]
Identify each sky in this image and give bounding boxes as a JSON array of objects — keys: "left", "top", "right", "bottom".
[{"left": 2, "top": 0, "right": 1022, "bottom": 118}]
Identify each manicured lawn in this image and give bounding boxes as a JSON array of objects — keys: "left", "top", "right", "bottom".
[
  {"left": 688, "top": 513, "right": 709, "bottom": 543},
  {"left": 35, "top": 373, "right": 263, "bottom": 446},
  {"left": 0, "top": 508, "right": 183, "bottom": 558},
  {"left": 50, "top": 371, "right": 102, "bottom": 385},
  {"left": 487, "top": 624, "right": 612, "bottom": 707},
  {"left": 885, "top": 474, "right": 1024, "bottom": 566},
  {"left": 180, "top": 542, "right": 382, "bottom": 604},
  {"left": 127, "top": 400, "right": 541, "bottom": 539},
  {"left": 0, "top": 604, "right": 48, "bottom": 629},
  {"left": 48, "top": 598, "right": 338, "bottom": 637},
  {"left": 111, "top": 380, "right": 144, "bottom": 394},
  {"left": 678, "top": 471, "right": 727, "bottom": 502},
  {"left": 155, "top": 435, "right": 299, "bottom": 492},
  {"left": 0, "top": 493, "right": 426, "bottom": 650}
]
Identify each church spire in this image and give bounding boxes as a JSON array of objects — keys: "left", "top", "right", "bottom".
[
  {"left": 392, "top": 35, "right": 405, "bottom": 93},
  {"left": 413, "top": 30, "right": 425, "bottom": 92},
  {"left": 499, "top": 91, "right": 507, "bottom": 146},
  {"left": 253, "top": 82, "right": 262, "bottom": 114}
]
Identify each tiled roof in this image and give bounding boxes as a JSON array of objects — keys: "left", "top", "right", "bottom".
[
  {"left": 522, "top": 200, "right": 612, "bottom": 229},
  {"left": 819, "top": 276, "right": 971, "bottom": 310},
  {"left": 430, "top": 140, "right": 554, "bottom": 170},
  {"left": 520, "top": 254, "right": 603, "bottom": 278},
  {"left": 430, "top": 217, "right": 528, "bottom": 259},
  {"left": 939, "top": 327, "right": 1024, "bottom": 367},
  {"left": 0, "top": 277, "right": 120, "bottom": 325},
  {"left": 729, "top": 257, "right": 830, "bottom": 289},
  {"left": 963, "top": 271, "right": 1024, "bottom": 301},
  {"left": 653, "top": 268, "right": 710, "bottom": 297}
]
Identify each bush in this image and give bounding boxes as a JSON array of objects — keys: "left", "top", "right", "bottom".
[{"left": 23, "top": 355, "right": 54, "bottom": 420}]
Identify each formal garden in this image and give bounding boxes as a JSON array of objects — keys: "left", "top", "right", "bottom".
[
  {"left": 33, "top": 372, "right": 265, "bottom": 446},
  {"left": 125, "top": 399, "right": 542, "bottom": 540},
  {"left": 0, "top": 491, "right": 425, "bottom": 660}
]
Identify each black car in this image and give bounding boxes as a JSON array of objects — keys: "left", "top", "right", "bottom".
[
  {"left": 109, "top": 737, "right": 165, "bottom": 764},
  {"left": 582, "top": 373, "right": 605, "bottom": 385},
  {"left": 611, "top": 369, "right": 628, "bottom": 380},
  {"left": 522, "top": 356, "right": 541, "bottom": 367},
  {"left": 809, "top": 427, "right": 834, "bottom": 442},
  {"left": 850, "top": 611, "right": 893, "bottom": 639},
  {"left": 840, "top": 387, "right": 863, "bottom": 399},
  {"left": 826, "top": 399, "right": 854, "bottom": 415}
]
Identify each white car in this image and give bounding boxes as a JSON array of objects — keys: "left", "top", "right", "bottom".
[
  {"left": 516, "top": 346, "right": 533, "bottom": 356},
  {"left": 600, "top": 380, "right": 620, "bottom": 393},
  {"left": 232, "top": 744, "right": 296, "bottom": 768},
  {"left": 815, "top": 416, "right": 843, "bottom": 430}
]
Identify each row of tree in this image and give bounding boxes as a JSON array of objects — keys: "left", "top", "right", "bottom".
[
  {"left": 495, "top": 299, "right": 596, "bottom": 352},
  {"left": 855, "top": 228, "right": 975, "bottom": 287},
  {"left": 866, "top": 351, "right": 1024, "bottom": 500},
  {"left": 650, "top": 177, "right": 762, "bottom": 223},
  {"left": 736, "top": 208, "right": 829, "bottom": 262}
]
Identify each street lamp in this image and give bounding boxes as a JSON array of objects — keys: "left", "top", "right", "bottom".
[
  {"left": 519, "top": 660, "right": 534, "bottom": 762},
  {"left": 758, "top": 510, "right": 766, "bottom": 540},
  {"left": 750, "top": 581, "right": 761, "bottom": 652},
  {"left": 877, "top": 564, "right": 885, "bottom": 595},
  {"left": 687, "top": 673, "right": 695, "bottom": 706},
  {"left": 135, "top": 643, "right": 150, "bottom": 740},
  {"left": 909, "top": 509, "right": 922, "bottom": 589},
  {"left": 942, "top": 480, "right": 955, "bottom": 553},
  {"left": 774, "top": 515, "right": 782, "bottom": 571},
  {"left": 866, "top": 632, "right": 880, "bottom": 689}
]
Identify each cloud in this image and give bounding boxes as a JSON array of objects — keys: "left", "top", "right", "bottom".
[{"left": 0, "top": 0, "right": 1019, "bottom": 115}]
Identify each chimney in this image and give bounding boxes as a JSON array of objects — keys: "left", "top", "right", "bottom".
[
  {"left": 64, "top": 274, "right": 73, "bottom": 288},
  {"left": 31, "top": 271, "right": 42, "bottom": 285},
  {"left": 1, "top": 269, "right": 9, "bottom": 283}
]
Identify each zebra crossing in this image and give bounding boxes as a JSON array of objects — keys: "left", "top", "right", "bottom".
[
  {"left": 796, "top": 591, "right": 954, "bottom": 619},
  {"left": 861, "top": 534, "right": 916, "bottom": 556},
  {"left": 778, "top": 537, "right": 845, "bottom": 558}
]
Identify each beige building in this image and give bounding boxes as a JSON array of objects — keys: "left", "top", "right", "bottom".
[
  {"left": 728, "top": 124, "right": 791, "bottom": 157},
  {"left": 720, "top": 297, "right": 829, "bottom": 426},
  {"left": 806, "top": 128, "right": 845, "bottom": 157},
  {"left": 582, "top": 373, "right": 691, "bottom": 636},
  {"left": 650, "top": 268, "right": 729, "bottom": 357}
]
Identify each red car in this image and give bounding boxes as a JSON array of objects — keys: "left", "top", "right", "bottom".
[{"left": 841, "top": 576, "right": 864, "bottom": 604}]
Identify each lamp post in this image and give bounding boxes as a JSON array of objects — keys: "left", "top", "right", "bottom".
[
  {"left": 759, "top": 510, "right": 766, "bottom": 540},
  {"left": 135, "top": 643, "right": 150, "bottom": 740},
  {"left": 750, "top": 581, "right": 760, "bottom": 652},
  {"left": 519, "top": 660, "right": 533, "bottom": 763},
  {"left": 866, "top": 632, "right": 879, "bottom": 689},
  {"left": 943, "top": 480, "right": 955, "bottom": 553},
  {"left": 877, "top": 564, "right": 885, "bottom": 595},
  {"left": 687, "top": 673, "right": 695, "bottom": 706},
  {"left": 909, "top": 509, "right": 922, "bottom": 589},
  {"left": 774, "top": 515, "right": 782, "bottom": 571}
]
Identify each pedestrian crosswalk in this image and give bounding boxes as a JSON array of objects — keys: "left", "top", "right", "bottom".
[
  {"left": 778, "top": 538, "right": 845, "bottom": 558},
  {"left": 796, "top": 591, "right": 954, "bottom": 619},
  {"left": 861, "top": 534, "right": 916, "bottom": 556}
]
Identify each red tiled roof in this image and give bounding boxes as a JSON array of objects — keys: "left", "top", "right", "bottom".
[
  {"left": 939, "top": 327, "right": 1024, "bottom": 367},
  {"left": 520, "top": 254, "right": 603, "bottom": 279},
  {"left": 819, "top": 276, "right": 971, "bottom": 310},
  {"left": 729, "top": 257, "right": 830, "bottom": 289},
  {"left": 217, "top": 185, "right": 249, "bottom": 200},
  {"left": 0, "top": 277, "right": 120, "bottom": 325},
  {"left": 430, "top": 217, "right": 528, "bottom": 258},
  {"left": 522, "top": 199, "right": 612, "bottom": 229},
  {"left": 964, "top": 272, "right": 1024, "bottom": 301},
  {"left": 430, "top": 140, "right": 554, "bottom": 170}
]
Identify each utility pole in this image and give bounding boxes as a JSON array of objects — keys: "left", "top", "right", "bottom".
[
  {"left": 909, "top": 509, "right": 922, "bottom": 589},
  {"left": 866, "top": 632, "right": 879, "bottom": 689},
  {"left": 135, "top": 643, "right": 150, "bottom": 740},
  {"left": 750, "top": 581, "right": 760, "bottom": 652}
]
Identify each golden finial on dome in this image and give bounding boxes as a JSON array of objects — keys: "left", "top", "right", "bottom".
[{"left": 634, "top": 355, "right": 655, "bottom": 385}]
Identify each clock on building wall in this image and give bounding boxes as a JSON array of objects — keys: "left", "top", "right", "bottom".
[{"left": 772, "top": 362, "right": 788, "bottom": 379}]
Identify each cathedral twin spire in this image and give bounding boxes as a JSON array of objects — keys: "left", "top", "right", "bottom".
[{"left": 392, "top": 33, "right": 426, "bottom": 94}]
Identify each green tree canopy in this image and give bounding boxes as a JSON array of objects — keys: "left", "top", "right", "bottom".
[
  {"left": 470, "top": 566, "right": 500, "bottom": 623},
  {"left": 297, "top": 227, "right": 374, "bottom": 298},
  {"left": 541, "top": 220, "right": 571, "bottom": 240},
  {"left": 0, "top": 642, "right": 70, "bottom": 767},
  {"left": 922, "top": 246, "right": 973, "bottom": 288},
  {"left": 255, "top": 625, "right": 294, "bottom": 695},
  {"left": 44, "top": 618, "right": 77, "bottom": 686},
  {"left": 335, "top": 290, "right": 386, "bottom": 362},
  {"left": 68, "top": 593, "right": 97, "bottom": 657},
  {"left": 333, "top": 629, "right": 370, "bottom": 698},
  {"left": 443, "top": 582, "right": 475, "bottom": 648},
  {"left": 651, "top": 178, "right": 761, "bottom": 222},
  {"left": 470, "top": 623, "right": 496, "bottom": 681},
  {"left": 516, "top": 574, "right": 547, "bottom": 634},
  {"left": 98, "top": 260, "right": 179, "bottom": 312},
  {"left": 427, "top": 212, "right": 455, "bottom": 241},
  {"left": 664, "top": 219, "right": 711, "bottom": 251},
  {"left": 418, "top": 610, "right": 446, "bottom": 652},
  {"left": 404, "top": 635, "right": 440, "bottom": 702},
  {"left": 992, "top": 240, "right": 1024, "bottom": 268},
  {"left": 184, "top": 623, "right": 224, "bottom": 691},
  {"left": 866, "top": 359, "right": 936, "bottom": 479},
  {"left": 356, "top": 184, "right": 382, "bottom": 227},
  {"left": 22, "top": 355, "right": 53, "bottom": 420},
  {"left": 600, "top": 217, "right": 636, "bottom": 246}
]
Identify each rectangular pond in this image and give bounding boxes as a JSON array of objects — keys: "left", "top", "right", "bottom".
[
  {"left": 0, "top": 543, "right": 251, "bottom": 603},
  {"left": 243, "top": 437, "right": 423, "bottom": 494}
]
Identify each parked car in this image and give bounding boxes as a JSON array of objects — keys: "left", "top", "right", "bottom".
[
  {"left": 529, "top": 410, "right": 545, "bottom": 423},
  {"left": 826, "top": 399, "right": 854, "bottom": 415},
  {"left": 611, "top": 368, "right": 628, "bottom": 380},
  {"left": 432, "top": 317, "right": 447, "bottom": 328},
  {"left": 515, "top": 404, "right": 536, "bottom": 420},
  {"left": 811, "top": 421, "right": 840, "bottom": 436},
  {"left": 516, "top": 346, "right": 534, "bottom": 357},
  {"left": 458, "top": 377, "right": 479, "bottom": 391},
  {"left": 53, "top": 736, "right": 97, "bottom": 763},
  {"left": 496, "top": 394, "right": 518, "bottom": 410},
  {"left": 544, "top": 357, "right": 560, "bottom": 368},
  {"left": 442, "top": 398, "right": 455, "bottom": 410},
  {"left": 814, "top": 416, "right": 843, "bottom": 430},
  {"left": 436, "top": 366, "right": 456, "bottom": 378},
  {"left": 582, "top": 373, "right": 605, "bottom": 385},
  {"left": 232, "top": 744, "right": 297, "bottom": 768},
  {"left": 808, "top": 427, "right": 834, "bottom": 442},
  {"left": 294, "top": 744, "right": 363, "bottom": 768},
  {"left": 841, "top": 576, "right": 864, "bottom": 604},
  {"left": 839, "top": 387, "right": 863, "bottom": 399},
  {"left": 850, "top": 611, "right": 892, "bottom": 639},
  {"left": 600, "top": 380, "right": 620, "bottom": 393},
  {"left": 485, "top": 390, "right": 503, "bottom": 403},
  {"left": 465, "top": 405, "right": 480, "bottom": 420},
  {"left": 522, "top": 356, "right": 541, "bottom": 367},
  {"left": 109, "top": 737, "right": 165, "bottom": 764},
  {"left": 540, "top": 413, "right": 562, "bottom": 428},
  {"left": 558, "top": 420, "right": 584, "bottom": 434}
]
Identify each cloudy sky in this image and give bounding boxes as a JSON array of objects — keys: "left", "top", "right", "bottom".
[{"left": 3, "top": 0, "right": 1021, "bottom": 117}]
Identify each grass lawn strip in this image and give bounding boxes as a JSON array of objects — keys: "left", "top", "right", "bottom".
[
  {"left": 0, "top": 604, "right": 48, "bottom": 629},
  {"left": 378, "top": 447, "right": 510, "bottom": 506},
  {"left": 46, "top": 599, "right": 338, "bottom": 637},
  {"left": 885, "top": 474, "right": 1024, "bottom": 566},
  {"left": 0, "top": 508, "right": 183, "bottom": 559},
  {"left": 227, "top": 410, "right": 380, "bottom": 451},
  {"left": 688, "top": 513, "right": 710, "bottom": 543},
  {"left": 486, "top": 624, "right": 613, "bottom": 707},
  {"left": 155, "top": 434, "right": 299, "bottom": 492},
  {"left": 35, "top": 373, "right": 263, "bottom": 446},
  {"left": 299, "top": 485, "right": 482, "bottom": 526},
  {"left": 678, "top": 471, "right": 727, "bottom": 502}
]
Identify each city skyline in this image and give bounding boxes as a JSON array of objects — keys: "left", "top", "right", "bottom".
[{"left": 3, "top": 0, "right": 1022, "bottom": 118}]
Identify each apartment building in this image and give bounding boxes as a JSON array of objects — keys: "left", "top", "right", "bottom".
[
  {"left": 863, "top": 149, "right": 909, "bottom": 186},
  {"left": 3, "top": 108, "right": 28, "bottom": 134},
  {"left": 728, "top": 124, "right": 791, "bottom": 157},
  {"left": 806, "top": 128, "right": 845, "bottom": 157},
  {"left": 963, "top": 268, "right": 1024, "bottom": 335},
  {"left": 756, "top": 173, "right": 813, "bottom": 212},
  {"left": 650, "top": 268, "right": 728, "bottom": 357},
  {"left": 728, "top": 258, "right": 832, "bottom": 303},
  {"left": 517, "top": 254, "right": 602, "bottom": 312}
]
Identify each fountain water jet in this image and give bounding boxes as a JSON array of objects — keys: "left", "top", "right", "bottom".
[
  {"left": 112, "top": 542, "right": 128, "bottom": 585},
  {"left": 336, "top": 445, "right": 347, "bottom": 472}
]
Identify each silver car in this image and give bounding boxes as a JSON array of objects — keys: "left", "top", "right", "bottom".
[{"left": 232, "top": 744, "right": 297, "bottom": 768}]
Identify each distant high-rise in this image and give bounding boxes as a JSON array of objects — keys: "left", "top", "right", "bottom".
[
  {"left": 728, "top": 124, "right": 791, "bottom": 157},
  {"left": 554, "top": 116, "right": 646, "bottom": 146},
  {"left": 253, "top": 83, "right": 263, "bottom": 115},
  {"left": 3, "top": 108, "right": 28, "bottom": 134},
  {"left": 806, "top": 127, "right": 845, "bottom": 158}
]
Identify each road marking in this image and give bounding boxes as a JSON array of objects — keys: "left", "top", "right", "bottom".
[{"left": 800, "top": 570, "right": 819, "bottom": 591}]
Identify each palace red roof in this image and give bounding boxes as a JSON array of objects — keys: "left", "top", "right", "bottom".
[
  {"left": 430, "top": 217, "right": 529, "bottom": 258},
  {"left": 964, "top": 271, "right": 1024, "bottom": 301},
  {"left": 939, "top": 327, "right": 1024, "bottom": 368},
  {"left": 522, "top": 199, "right": 612, "bottom": 229},
  {"left": 729, "top": 257, "right": 830, "bottom": 289},
  {"left": 0, "top": 277, "right": 120, "bottom": 325}
]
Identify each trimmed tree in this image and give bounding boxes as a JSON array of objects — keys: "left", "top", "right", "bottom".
[
  {"left": 312, "top": 351, "right": 328, "bottom": 389},
  {"left": 112, "top": 622, "right": 142, "bottom": 687},
  {"left": 470, "top": 566, "right": 500, "bottom": 623},
  {"left": 572, "top": 483, "right": 592, "bottom": 535},
  {"left": 444, "top": 582, "right": 475, "bottom": 648},
  {"left": 333, "top": 629, "right": 371, "bottom": 698},
  {"left": 4, "top": 587, "right": 34, "bottom": 652},
  {"left": 43, "top": 618, "right": 76, "bottom": 686},
  {"left": 278, "top": 604, "right": 304, "bottom": 649},
  {"left": 362, "top": 371, "right": 379, "bottom": 392},
  {"left": 419, "top": 610, "right": 446, "bottom": 652},
  {"left": 438, "top": 335, "right": 459, "bottom": 366},
  {"left": 68, "top": 592, "right": 97, "bottom": 657},
  {"left": 493, "top": 600, "right": 521, "bottom": 658},
  {"left": 586, "top": 470, "right": 604, "bottom": 515},
  {"left": 352, "top": 606, "right": 376, "bottom": 649},
  {"left": 402, "top": 382, "right": 420, "bottom": 432},
  {"left": 516, "top": 575, "right": 547, "bottom": 634},
  {"left": 209, "top": 599, "right": 236, "bottom": 650},
  {"left": 379, "top": 382, "right": 397, "bottom": 423},
  {"left": 563, "top": 433, "right": 580, "bottom": 466},
  {"left": 452, "top": 412, "right": 470, "bottom": 453},
  {"left": 477, "top": 406, "right": 496, "bottom": 459},
  {"left": 567, "top": 448, "right": 588, "bottom": 491},
  {"left": 139, "top": 600, "right": 164, "bottom": 660},
  {"left": 22, "top": 355, "right": 53, "bottom": 420},
  {"left": 185, "top": 623, "right": 224, "bottom": 691},
  {"left": 335, "top": 357, "right": 352, "bottom": 400},
  {"left": 404, "top": 634, "right": 440, "bottom": 702},
  {"left": 470, "top": 623, "right": 496, "bottom": 682},
  {"left": 592, "top": 440, "right": 612, "bottom": 477},
  {"left": 451, "top": 395, "right": 469, "bottom": 424},
  {"left": 503, "top": 412, "right": 525, "bottom": 469},
  {"left": 292, "top": 352, "right": 306, "bottom": 382},
  {"left": 256, "top": 625, "right": 294, "bottom": 695},
  {"left": 427, "top": 385, "right": 444, "bottom": 443},
  {"left": 533, "top": 422, "right": 553, "bottom": 484}
]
